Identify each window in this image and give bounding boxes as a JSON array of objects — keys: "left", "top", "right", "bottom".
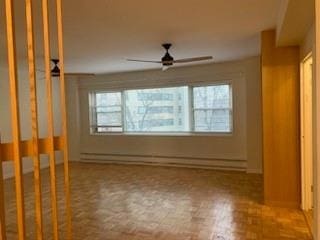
[
  {"left": 193, "top": 85, "right": 232, "bottom": 132},
  {"left": 90, "top": 83, "right": 232, "bottom": 134},
  {"left": 125, "top": 87, "right": 189, "bottom": 132},
  {"left": 92, "top": 92, "right": 123, "bottom": 132}
]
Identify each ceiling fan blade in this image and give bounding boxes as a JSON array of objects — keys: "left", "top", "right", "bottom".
[
  {"left": 127, "top": 59, "right": 162, "bottom": 64},
  {"left": 37, "top": 69, "right": 93, "bottom": 77},
  {"left": 173, "top": 56, "right": 213, "bottom": 63}
]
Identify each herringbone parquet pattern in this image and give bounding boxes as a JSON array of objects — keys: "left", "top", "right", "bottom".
[{"left": 3, "top": 163, "right": 311, "bottom": 240}]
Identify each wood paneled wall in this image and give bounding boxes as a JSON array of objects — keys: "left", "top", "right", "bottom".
[{"left": 261, "top": 30, "right": 301, "bottom": 209}]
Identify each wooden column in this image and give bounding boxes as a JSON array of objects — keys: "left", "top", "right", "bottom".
[
  {"left": 261, "top": 30, "right": 301, "bottom": 208},
  {"left": 25, "top": 0, "right": 44, "bottom": 239},
  {"left": 4, "top": 0, "right": 26, "bottom": 239}
]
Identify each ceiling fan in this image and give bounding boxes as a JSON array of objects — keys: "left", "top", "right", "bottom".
[
  {"left": 50, "top": 59, "right": 61, "bottom": 77},
  {"left": 37, "top": 59, "right": 84, "bottom": 77},
  {"left": 36, "top": 59, "right": 62, "bottom": 77},
  {"left": 127, "top": 43, "right": 213, "bottom": 71}
]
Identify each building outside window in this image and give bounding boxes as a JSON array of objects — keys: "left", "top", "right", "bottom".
[{"left": 125, "top": 87, "right": 189, "bottom": 132}]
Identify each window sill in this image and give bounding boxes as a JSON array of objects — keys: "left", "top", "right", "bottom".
[{"left": 90, "top": 132, "right": 233, "bottom": 137}]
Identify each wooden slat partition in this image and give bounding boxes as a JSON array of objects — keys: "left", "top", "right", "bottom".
[
  {"left": 4, "top": 0, "right": 26, "bottom": 239},
  {"left": 56, "top": 0, "right": 73, "bottom": 238},
  {"left": 2, "top": 0, "right": 72, "bottom": 238},
  {"left": 25, "top": 0, "right": 44, "bottom": 238}
]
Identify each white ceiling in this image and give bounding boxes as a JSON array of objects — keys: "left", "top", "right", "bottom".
[{"left": 0, "top": 0, "right": 282, "bottom": 74}]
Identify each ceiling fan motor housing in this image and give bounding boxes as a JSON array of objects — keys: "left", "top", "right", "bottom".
[{"left": 162, "top": 53, "right": 174, "bottom": 66}]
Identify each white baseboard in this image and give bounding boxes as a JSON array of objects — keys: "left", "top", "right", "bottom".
[
  {"left": 69, "top": 159, "right": 80, "bottom": 162},
  {"left": 80, "top": 153, "right": 247, "bottom": 172}
]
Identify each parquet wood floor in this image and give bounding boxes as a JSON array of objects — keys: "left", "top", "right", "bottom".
[{"left": 3, "top": 163, "right": 312, "bottom": 240}]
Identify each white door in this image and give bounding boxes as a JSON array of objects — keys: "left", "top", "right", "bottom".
[{"left": 301, "top": 54, "right": 314, "bottom": 211}]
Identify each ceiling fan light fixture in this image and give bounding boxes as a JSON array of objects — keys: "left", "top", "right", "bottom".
[
  {"left": 162, "top": 66, "right": 170, "bottom": 71},
  {"left": 51, "top": 66, "right": 60, "bottom": 77}
]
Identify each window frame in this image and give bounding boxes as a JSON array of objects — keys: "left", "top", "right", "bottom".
[
  {"left": 89, "top": 82, "right": 233, "bottom": 136},
  {"left": 191, "top": 82, "right": 233, "bottom": 134},
  {"left": 90, "top": 90, "right": 124, "bottom": 133}
]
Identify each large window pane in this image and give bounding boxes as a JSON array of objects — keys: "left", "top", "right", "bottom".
[
  {"left": 95, "top": 92, "right": 122, "bottom": 132},
  {"left": 124, "top": 87, "right": 189, "bottom": 132},
  {"left": 193, "top": 85, "right": 232, "bottom": 132}
]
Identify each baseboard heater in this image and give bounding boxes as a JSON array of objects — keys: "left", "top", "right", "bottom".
[{"left": 80, "top": 153, "right": 247, "bottom": 172}]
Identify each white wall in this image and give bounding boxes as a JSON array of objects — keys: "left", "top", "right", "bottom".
[
  {"left": 66, "top": 75, "right": 81, "bottom": 162},
  {"left": 276, "top": 0, "right": 315, "bottom": 47},
  {"left": 68, "top": 57, "right": 262, "bottom": 173},
  {"left": 301, "top": 24, "right": 315, "bottom": 60},
  {"left": 245, "top": 58, "right": 263, "bottom": 173},
  {"left": 0, "top": 61, "right": 63, "bottom": 179}
]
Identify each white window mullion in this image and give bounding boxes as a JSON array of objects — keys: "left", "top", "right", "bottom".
[
  {"left": 89, "top": 92, "right": 98, "bottom": 133},
  {"left": 229, "top": 84, "right": 234, "bottom": 133},
  {"left": 189, "top": 86, "right": 195, "bottom": 132}
]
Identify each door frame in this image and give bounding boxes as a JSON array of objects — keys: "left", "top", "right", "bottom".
[
  {"left": 314, "top": 0, "right": 320, "bottom": 238},
  {"left": 300, "top": 53, "right": 314, "bottom": 211}
]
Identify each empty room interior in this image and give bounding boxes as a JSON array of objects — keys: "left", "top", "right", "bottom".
[{"left": 0, "top": 0, "right": 319, "bottom": 239}]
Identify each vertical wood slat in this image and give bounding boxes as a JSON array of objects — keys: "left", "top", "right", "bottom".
[
  {"left": 4, "top": 0, "right": 26, "bottom": 239},
  {"left": 25, "top": 0, "right": 44, "bottom": 239},
  {"left": 56, "top": 0, "right": 73, "bottom": 238},
  {"left": 315, "top": 0, "right": 320, "bottom": 238},
  {"left": 0, "top": 136, "right": 7, "bottom": 240},
  {"left": 41, "top": 0, "right": 59, "bottom": 239}
]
